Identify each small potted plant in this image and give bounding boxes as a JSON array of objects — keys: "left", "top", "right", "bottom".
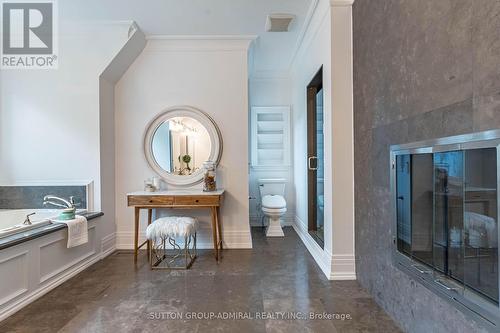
[{"left": 182, "top": 154, "right": 192, "bottom": 172}]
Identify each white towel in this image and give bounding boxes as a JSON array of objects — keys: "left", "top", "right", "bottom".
[{"left": 54, "top": 215, "right": 88, "bottom": 248}]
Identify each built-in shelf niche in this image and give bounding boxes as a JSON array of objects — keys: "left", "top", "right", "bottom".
[{"left": 251, "top": 106, "right": 291, "bottom": 169}]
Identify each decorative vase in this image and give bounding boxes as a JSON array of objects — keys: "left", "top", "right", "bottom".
[{"left": 203, "top": 161, "right": 217, "bottom": 192}]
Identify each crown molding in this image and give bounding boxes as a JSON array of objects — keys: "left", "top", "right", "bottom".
[
  {"left": 101, "top": 22, "right": 146, "bottom": 82},
  {"left": 146, "top": 35, "right": 258, "bottom": 41},
  {"left": 144, "top": 35, "right": 257, "bottom": 52},
  {"left": 287, "top": 0, "right": 354, "bottom": 70},
  {"left": 330, "top": 0, "right": 355, "bottom": 6},
  {"left": 61, "top": 19, "right": 136, "bottom": 27},
  {"left": 287, "top": 0, "right": 320, "bottom": 70},
  {"left": 250, "top": 70, "right": 291, "bottom": 81},
  {"left": 127, "top": 21, "right": 139, "bottom": 38}
]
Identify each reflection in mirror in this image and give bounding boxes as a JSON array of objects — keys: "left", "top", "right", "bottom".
[{"left": 151, "top": 117, "right": 211, "bottom": 175}]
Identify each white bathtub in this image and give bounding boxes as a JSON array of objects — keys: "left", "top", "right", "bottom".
[{"left": 0, "top": 209, "right": 85, "bottom": 239}]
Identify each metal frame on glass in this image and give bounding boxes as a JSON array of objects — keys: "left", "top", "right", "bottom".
[
  {"left": 390, "top": 129, "right": 500, "bottom": 330},
  {"left": 144, "top": 105, "right": 223, "bottom": 187}
]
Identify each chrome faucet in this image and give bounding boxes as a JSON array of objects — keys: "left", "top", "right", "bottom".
[
  {"left": 23, "top": 212, "right": 36, "bottom": 225},
  {"left": 43, "top": 195, "right": 75, "bottom": 209}
]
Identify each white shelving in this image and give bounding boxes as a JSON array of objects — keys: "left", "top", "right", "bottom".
[{"left": 251, "top": 106, "right": 291, "bottom": 169}]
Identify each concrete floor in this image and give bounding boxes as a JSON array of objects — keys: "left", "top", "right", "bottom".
[{"left": 0, "top": 227, "right": 401, "bottom": 333}]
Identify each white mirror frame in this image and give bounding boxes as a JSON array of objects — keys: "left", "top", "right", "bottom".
[{"left": 144, "top": 105, "right": 223, "bottom": 187}]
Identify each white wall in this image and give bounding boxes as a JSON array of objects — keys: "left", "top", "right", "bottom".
[
  {"left": 248, "top": 76, "right": 295, "bottom": 225},
  {"left": 290, "top": 0, "right": 333, "bottom": 259},
  {"left": 0, "top": 22, "right": 129, "bottom": 207},
  {"left": 329, "top": 3, "right": 355, "bottom": 280},
  {"left": 114, "top": 37, "right": 253, "bottom": 249},
  {"left": 290, "top": 0, "right": 355, "bottom": 280},
  {"left": 0, "top": 21, "right": 131, "bottom": 254}
]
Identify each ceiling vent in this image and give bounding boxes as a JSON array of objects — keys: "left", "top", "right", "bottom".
[{"left": 265, "top": 14, "right": 295, "bottom": 32}]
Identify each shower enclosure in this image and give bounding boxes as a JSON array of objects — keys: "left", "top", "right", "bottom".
[{"left": 307, "top": 67, "right": 324, "bottom": 247}]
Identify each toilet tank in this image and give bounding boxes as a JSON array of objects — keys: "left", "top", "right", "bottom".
[{"left": 258, "top": 178, "right": 286, "bottom": 197}]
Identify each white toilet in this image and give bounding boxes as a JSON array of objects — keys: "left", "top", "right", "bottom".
[{"left": 259, "top": 179, "right": 287, "bottom": 237}]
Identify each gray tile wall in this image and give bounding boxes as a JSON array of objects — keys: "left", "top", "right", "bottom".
[
  {"left": 353, "top": 0, "right": 500, "bottom": 332},
  {"left": 0, "top": 186, "right": 87, "bottom": 209}
]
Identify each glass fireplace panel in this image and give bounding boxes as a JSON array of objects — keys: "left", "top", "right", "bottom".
[
  {"left": 396, "top": 153, "right": 435, "bottom": 264},
  {"left": 392, "top": 132, "right": 500, "bottom": 326},
  {"left": 464, "top": 148, "right": 499, "bottom": 303},
  {"left": 411, "top": 154, "right": 434, "bottom": 266},
  {"left": 396, "top": 154, "right": 411, "bottom": 256},
  {"left": 433, "top": 151, "right": 465, "bottom": 285}
]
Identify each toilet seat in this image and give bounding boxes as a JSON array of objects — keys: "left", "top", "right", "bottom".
[
  {"left": 261, "top": 195, "right": 286, "bottom": 209},
  {"left": 262, "top": 206, "right": 287, "bottom": 215}
]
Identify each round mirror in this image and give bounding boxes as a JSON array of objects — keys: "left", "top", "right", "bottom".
[{"left": 144, "top": 106, "right": 222, "bottom": 186}]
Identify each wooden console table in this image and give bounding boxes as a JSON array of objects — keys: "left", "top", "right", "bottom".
[{"left": 127, "top": 189, "right": 224, "bottom": 262}]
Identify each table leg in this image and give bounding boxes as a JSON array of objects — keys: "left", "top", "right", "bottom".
[
  {"left": 211, "top": 207, "right": 219, "bottom": 261},
  {"left": 147, "top": 209, "right": 152, "bottom": 261},
  {"left": 216, "top": 206, "right": 223, "bottom": 251},
  {"left": 134, "top": 207, "right": 140, "bottom": 263}
]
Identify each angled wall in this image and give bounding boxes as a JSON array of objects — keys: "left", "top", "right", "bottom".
[{"left": 99, "top": 23, "right": 146, "bottom": 252}]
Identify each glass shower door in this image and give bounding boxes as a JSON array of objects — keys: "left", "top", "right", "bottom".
[
  {"left": 307, "top": 67, "right": 324, "bottom": 247},
  {"left": 315, "top": 88, "right": 324, "bottom": 243}
]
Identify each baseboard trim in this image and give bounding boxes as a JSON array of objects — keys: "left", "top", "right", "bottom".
[
  {"left": 222, "top": 230, "right": 253, "bottom": 249},
  {"left": 292, "top": 216, "right": 356, "bottom": 280},
  {"left": 292, "top": 216, "right": 330, "bottom": 278},
  {"left": 329, "top": 253, "right": 356, "bottom": 280},
  {"left": 115, "top": 229, "right": 253, "bottom": 250}
]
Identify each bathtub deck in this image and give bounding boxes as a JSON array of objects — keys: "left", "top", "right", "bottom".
[{"left": 0, "top": 212, "right": 103, "bottom": 250}]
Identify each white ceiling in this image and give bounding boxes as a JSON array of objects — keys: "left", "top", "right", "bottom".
[{"left": 59, "top": 0, "right": 314, "bottom": 77}]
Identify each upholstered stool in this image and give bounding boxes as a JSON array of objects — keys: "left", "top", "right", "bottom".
[{"left": 146, "top": 216, "right": 198, "bottom": 269}]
